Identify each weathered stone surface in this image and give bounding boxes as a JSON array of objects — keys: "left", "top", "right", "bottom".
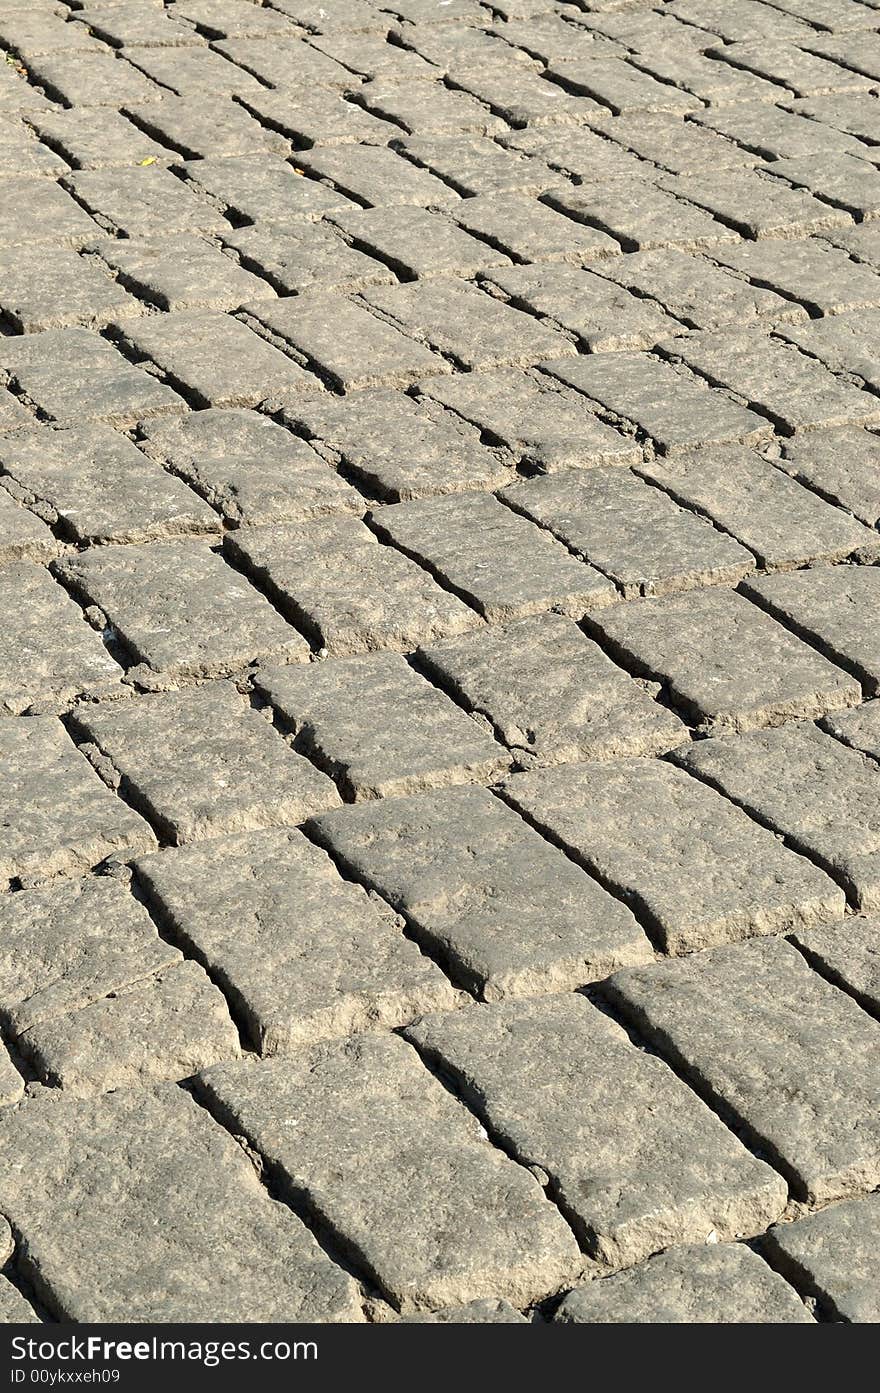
[
  {"left": 139, "top": 408, "right": 359, "bottom": 525},
  {"left": 214, "top": 35, "right": 355, "bottom": 90},
  {"left": 372, "top": 494, "right": 616, "bottom": 622},
  {"left": 331, "top": 204, "right": 509, "bottom": 280},
  {"left": 777, "top": 308, "right": 880, "bottom": 394},
  {"left": 743, "top": 566, "right": 880, "bottom": 695},
  {"left": 400, "top": 1299, "right": 526, "bottom": 1323},
  {"left": 763, "top": 1195, "right": 880, "bottom": 1323},
  {"left": 94, "top": 235, "right": 275, "bottom": 314},
  {"left": 0, "top": 1279, "right": 39, "bottom": 1323},
  {"left": 598, "top": 112, "right": 758, "bottom": 176},
  {"left": 507, "top": 756, "right": 845, "bottom": 954},
  {"left": 76, "top": 4, "right": 204, "bottom": 48},
  {"left": 360, "top": 82, "right": 508, "bottom": 138},
  {"left": 237, "top": 87, "right": 397, "bottom": 149},
  {"left": 0, "top": 1085, "right": 362, "bottom": 1321},
  {"left": 123, "top": 43, "right": 264, "bottom": 97},
  {"left": 695, "top": 102, "right": 865, "bottom": 160},
  {"left": 72, "top": 682, "right": 340, "bottom": 845},
  {"left": 30, "top": 106, "right": 172, "bottom": 170},
  {"left": 597, "top": 247, "right": 804, "bottom": 332},
  {"left": 486, "top": 262, "right": 679, "bottom": 351},
  {"left": 712, "top": 239, "right": 880, "bottom": 318},
  {"left": 123, "top": 93, "right": 289, "bottom": 160},
  {"left": 311, "top": 29, "right": 436, "bottom": 82},
  {"left": 65, "top": 166, "right": 225, "bottom": 239},
  {"left": 556, "top": 1244, "right": 812, "bottom": 1324},
  {"left": 419, "top": 613, "right": 687, "bottom": 764},
  {"left": 181, "top": 153, "right": 358, "bottom": 224},
  {"left": 621, "top": 45, "right": 782, "bottom": 107},
  {"left": 0, "top": 423, "right": 219, "bottom": 546},
  {"left": 223, "top": 223, "right": 396, "bottom": 297},
  {"left": 457, "top": 192, "right": 622, "bottom": 268},
  {"left": 298, "top": 142, "right": 461, "bottom": 208},
  {"left": 408, "top": 995, "right": 787, "bottom": 1268},
  {"left": 823, "top": 699, "right": 880, "bottom": 761},
  {"left": 198, "top": 1034, "right": 583, "bottom": 1312},
  {"left": 0, "top": 716, "right": 156, "bottom": 885},
  {"left": 501, "top": 468, "right": 754, "bottom": 597},
  {"left": 502, "top": 123, "right": 646, "bottom": 184},
  {"left": 27, "top": 50, "right": 164, "bottom": 106},
  {"left": 550, "top": 56, "right": 701, "bottom": 115},
  {"left": 0, "top": 1044, "right": 23, "bottom": 1108},
  {"left": 256, "top": 651, "right": 508, "bottom": 800},
  {"left": 0, "top": 114, "right": 68, "bottom": 177},
  {"left": 791, "top": 30, "right": 880, "bottom": 84},
  {"left": 607, "top": 936, "right": 880, "bottom": 1205},
  {"left": 769, "top": 153, "right": 880, "bottom": 223},
  {"left": 227, "top": 517, "right": 478, "bottom": 656},
  {"left": 712, "top": 40, "right": 870, "bottom": 98},
  {"left": 0, "top": 487, "right": 61, "bottom": 567},
  {"left": 0, "top": 177, "right": 100, "bottom": 249},
  {"left": 309, "top": 786, "right": 652, "bottom": 1000},
  {"left": 788, "top": 91, "right": 880, "bottom": 143},
  {"left": 448, "top": 64, "right": 606, "bottom": 128},
  {"left": 393, "top": 134, "right": 565, "bottom": 198},
  {"left": 169, "top": 0, "right": 298, "bottom": 39},
  {"left": 0, "top": 246, "right": 140, "bottom": 334},
  {"left": 660, "top": 168, "right": 852, "bottom": 240},
  {"left": 547, "top": 177, "right": 736, "bottom": 254},
  {"left": 0, "top": 11, "right": 102, "bottom": 59},
  {"left": 679, "top": 722, "right": 880, "bottom": 913},
  {"left": 792, "top": 916, "right": 880, "bottom": 1018}
]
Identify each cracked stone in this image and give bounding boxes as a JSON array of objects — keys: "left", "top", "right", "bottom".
[
  {"left": 65, "top": 165, "right": 226, "bottom": 239},
  {"left": 448, "top": 64, "right": 607, "bottom": 128},
  {"left": 788, "top": 92, "right": 880, "bottom": 145},
  {"left": 661, "top": 167, "right": 853, "bottom": 239},
  {"left": 360, "top": 82, "right": 508, "bottom": 138},
  {"left": 743, "top": 566, "right": 880, "bottom": 695},
  {"left": 94, "top": 235, "right": 275, "bottom": 314},
  {"left": 547, "top": 177, "right": 736, "bottom": 254},
  {"left": 26, "top": 50, "right": 165, "bottom": 106},
  {"left": 598, "top": 112, "right": 758, "bottom": 175},
  {"left": 0, "top": 1280, "right": 38, "bottom": 1322},
  {"left": 767, "top": 153, "right": 880, "bottom": 223},
  {"left": 311, "top": 30, "right": 437, "bottom": 82},
  {"left": 30, "top": 106, "right": 172, "bottom": 170},
  {"left": 237, "top": 87, "right": 398, "bottom": 148},
  {"left": 665, "top": 0, "right": 822, "bottom": 45},
  {"left": 501, "top": 124, "right": 646, "bottom": 184},
  {"left": 616, "top": 46, "right": 783, "bottom": 107},
  {"left": 792, "top": 916, "right": 880, "bottom": 1018},
  {"left": 123, "top": 93, "right": 289, "bottom": 160},
  {"left": 597, "top": 247, "right": 804, "bottom": 332},
  {"left": 0, "top": 114, "right": 68, "bottom": 176},
  {"left": 776, "top": 307, "right": 880, "bottom": 395},
  {"left": 694, "top": 102, "right": 865, "bottom": 161},
  {"left": 330, "top": 204, "right": 510, "bottom": 280},
  {"left": 780, "top": 429, "right": 880, "bottom": 527},
  {"left": 712, "top": 40, "right": 872, "bottom": 97},
  {"left": 213, "top": 35, "right": 357, "bottom": 90},
  {"left": 711, "top": 239, "right": 880, "bottom": 318},
  {"left": 392, "top": 135, "right": 566, "bottom": 197},
  {"left": 123, "top": 43, "right": 265, "bottom": 97},
  {"left": 298, "top": 142, "right": 462, "bottom": 208},
  {"left": 763, "top": 1194, "right": 880, "bottom": 1323},
  {"left": 223, "top": 223, "right": 396, "bottom": 297},
  {"left": 182, "top": 153, "right": 359, "bottom": 225},
  {"left": 824, "top": 699, "right": 880, "bottom": 760},
  {"left": 486, "top": 262, "right": 680, "bottom": 351},
  {"left": 400, "top": 1299, "right": 526, "bottom": 1323},
  {"left": 0, "top": 177, "right": 99, "bottom": 249},
  {"left": 0, "top": 11, "right": 104, "bottom": 59},
  {"left": 0, "top": 487, "right": 61, "bottom": 567},
  {"left": 0, "top": 246, "right": 141, "bottom": 334},
  {"left": 76, "top": 5, "right": 205, "bottom": 48},
  {"left": 166, "top": 0, "right": 298, "bottom": 40},
  {"left": 550, "top": 56, "right": 701, "bottom": 115},
  {"left": 452, "top": 193, "right": 619, "bottom": 266},
  {"left": 801, "top": 31, "right": 880, "bottom": 85}
]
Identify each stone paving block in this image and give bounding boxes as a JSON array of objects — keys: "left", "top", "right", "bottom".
[
  {"left": 26, "top": 50, "right": 165, "bottom": 106},
  {"left": 597, "top": 112, "right": 758, "bottom": 175},
  {"left": 419, "top": 611, "right": 687, "bottom": 764},
  {"left": 223, "top": 223, "right": 396, "bottom": 297},
  {"left": 362, "top": 280, "right": 576, "bottom": 371},
  {"left": 607, "top": 936, "right": 880, "bottom": 1205},
  {"left": 382, "top": 0, "right": 488, "bottom": 24},
  {"left": 59, "top": 539, "right": 307, "bottom": 686},
  {"left": 488, "top": 15, "right": 620, "bottom": 65},
  {"left": 630, "top": 45, "right": 784, "bottom": 107},
  {"left": 297, "top": 142, "right": 461, "bottom": 207},
  {"left": 0, "top": 114, "right": 67, "bottom": 176},
  {"left": 408, "top": 996, "right": 787, "bottom": 1267},
  {"left": 289, "top": 388, "right": 512, "bottom": 501},
  {"left": 123, "top": 93, "right": 289, "bottom": 160},
  {"left": 0, "top": 1043, "right": 23, "bottom": 1108},
  {"left": 549, "top": 56, "right": 701, "bottom": 115},
  {"left": 123, "top": 42, "right": 265, "bottom": 97},
  {"left": 0, "top": 716, "right": 156, "bottom": 885},
  {"left": 135, "top": 827, "right": 458, "bottom": 1054},
  {"left": 694, "top": 101, "right": 865, "bottom": 161},
  {"left": 226, "top": 516, "right": 479, "bottom": 656},
  {"left": 0, "top": 1281, "right": 38, "bottom": 1323},
  {"left": 597, "top": 248, "right": 805, "bottom": 332},
  {"left": 501, "top": 123, "right": 647, "bottom": 184},
  {"left": 94, "top": 235, "right": 274, "bottom": 314},
  {"left": 30, "top": 106, "right": 172, "bottom": 170},
  {"left": 641, "top": 447, "right": 880, "bottom": 569},
  {"left": 116, "top": 311, "right": 321, "bottom": 409},
  {"left": 0, "top": 1085, "right": 362, "bottom": 1321},
  {"left": 742, "top": 567, "right": 880, "bottom": 695},
  {"left": 393, "top": 134, "right": 566, "bottom": 197},
  {"left": 168, "top": 0, "right": 299, "bottom": 40},
  {"left": 0, "top": 177, "right": 99, "bottom": 249},
  {"left": 0, "top": 422, "right": 219, "bottom": 547},
  {"left": 792, "top": 916, "right": 880, "bottom": 1018},
  {"left": 420, "top": 368, "right": 640, "bottom": 473},
  {"left": 0, "top": 563, "right": 123, "bottom": 715},
  {"left": 237, "top": 87, "right": 398, "bottom": 149},
  {"left": 72, "top": 682, "right": 340, "bottom": 844},
  {"left": 372, "top": 493, "right": 616, "bottom": 622},
  {"left": 501, "top": 467, "right": 754, "bottom": 597},
  {"left": 679, "top": 722, "right": 880, "bottom": 912},
  {"left": 590, "top": 588, "right": 861, "bottom": 735},
  {"left": 65, "top": 165, "right": 226, "bottom": 239},
  {"left": 0, "top": 10, "right": 104, "bottom": 58},
  {"left": 400, "top": 1299, "right": 526, "bottom": 1323},
  {"left": 0, "top": 390, "right": 34, "bottom": 434},
  {"left": 450, "top": 193, "right": 619, "bottom": 266},
  {"left": 0, "top": 329, "right": 185, "bottom": 429},
  {"left": 243, "top": 293, "right": 448, "bottom": 392},
  {"left": 359, "top": 81, "right": 508, "bottom": 138},
  {"left": 76, "top": 5, "right": 205, "bottom": 48},
  {"left": 780, "top": 428, "right": 880, "bottom": 527},
  {"left": 767, "top": 153, "right": 880, "bottom": 223},
  {"left": 213, "top": 36, "right": 359, "bottom": 90},
  {"left": 761, "top": 0, "right": 880, "bottom": 28},
  {"left": 712, "top": 40, "right": 873, "bottom": 97},
  {"left": 181, "top": 153, "right": 359, "bottom": 224},
  {"left": 447, "top": 64, "right": 607, "bottom": 128},
  {"left": 777, "top": 307, "right": 880, "bottom": 394},
  {"left": 256, "top": 651, "right": 509, "bottom": 800},
  {"left": 659, "top": 168, "right": 853, "bottom": 239},
  {"left": 711, "top": 239, "right": 880, "bottom": 318},
  {"left": 788, "top": 92, "right": 880, "bottom": 145},
  {"left": 0, "top": 247, "right": 140, "bottom": 334},
  {"left": 330, "top": 204, "right": 510, "bottom": 280},
  {"left": 505, "top": 756, "right": 844, "bottom": 954},
  {"left": 484, "top": 263, "right": 680, "bottom": 351},
  {"left": 806, "top": 31, "right": 880, "bottom": 83},
  {"left": 139, "top": 407, "right": 359, "bottom": 526},
  {"left": 763, "top": 1194, "right": 880, "bottom": 1323},
  {"left": 543, "top": 353, "right": 773, "bottom": 456},
  {"left": 198, "top": 1033, "right": 584, "bottom": 1312},
  {"left": 824, "top": 699, "right": 880, "bottom": 760},
  {"left": 310, "top": 31, "right": 437, "bottom": 83},
  {"left": 667, "top": 329, "right": 880, "bottom": 433},
  {"left": 665, "top": 0, "right": 821, "bottom": 45},
  {"left": 556, "top": 1244, "right": 812, "bottom": 1324},
  {"left": 257, "top": 0, "right": 388, "bottom": 31},
  {"left": 546, "top": 176, "right": 736, "bottom": 254},
  {"left": 0, "top": 486, "right": 61, "bottom": 567}
]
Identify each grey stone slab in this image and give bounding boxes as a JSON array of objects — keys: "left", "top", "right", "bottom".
[
  {"left": 501, "top": 468, "right": 754, "bottom": 597},
  {"left": 667, "top": 329, "right": 880, "bottom": 433},
  {"left": 289, "top": 389, "right": 513, "bottom": 501},
  {"left": 400, "top": 1299, "right": 526, "bottom": 1323},
  {"left": 58, "top": 540, "right": 307, "bottom": 686},
  {"left": 550, "top": 56, "right": 701, "bottom": 114},
  {"left": 607, "top": 936, "right": 880, "bottom": 1205},
  {"left": 589, "top": 588, "right": 861, "bottom": 735},
  {"left": 168, "top": 0, "right": 299, "bottom": 40},
  {"left": 743, "top": 567, "right": 880, "bottom": 695},
  {"left": 223, "top": 223, "right": 397, "bottom": 297},
  {"left": 665, "top": 0, "right": 822, "bottom": 45},
  {"left": 198, "top": 1034, "right": 584, "bottom": 1312},
  {"left": 488, "top": 15, "right": 621, "bottom": 65},
  {"left": 382, "top": 0, "right": 488, "bottom": 23},
  {"left": 138, "top": 407, "right": 360, "bottom": 526},
  {"left": 556, "top": 1244, "right": 812, "bottom": 1323},
  {"left": 0, "top": 391, "right": 34, "bottom": 434},
  {"left": 505, "top": 756, "right": 844, "bottom": 954},
  {"left": 597, "top": 248, "right": 805, "bottom": 332},
  {"left": 448, "top": 64, "right": 608, "bottom": 128},
  {"left": 0, "top": 11, "right": 104, "bottom": 57},
  {"left": 485, "top": 263, "right": 680, "bottom": 351},
  {"left": 0, "top": 114, "right": 67, "bottom": 176},
  {"left": 767, "top": 153, "right": 880, "bottom": 222},
  {"left": 72, "top": 681, "right": 341, "bottom": 845},
  {"left": 0, "top": 246, "right": 140, "bottom": 334},
  {"left": 0, "top": 1085, "right": 362, "bottom": 1321},
  {"left": 659, "top": 168, "right": 853, "bottom": 239},
  {"left": 788, "top": 92, "right": 880, "bottom": 145},
  {"left": 0, "top": 486, "right": 61, "bottom": 567},
  {"left": 824, "top": 699, "right": 880, "bottom": 760},
  {"left": 0, "top": 1042, "right": 22, "bottom": 1108},
  {"left": 630, "top": 45, "right": 784, "bottom": 107},
  {"left": 451, "top": 194, "right": 619, "bottom": 266},
  {"left": 297, "top": 141, "right": 463, "bottom": 208},
  {"left": 712, "top": 239, "right": 880, "bottom": 318},
  {"left": 27, "top": 50, "right": 165, "bottom": 106},
  {"left": 780, "top": 428, "right": 880, "bottom": 527},
  {"left": 30, "top": 106, "right": 172, "bottom": 170},
  {"left": 226, "top": 516, "right": 479, "bottom": 656},
  {"left": 116, "top": 311, "right": 322, "bottom": 409},
  {"left": 330, "top": 204, "right": 510, "bottom": 280},
  {"left": 712, "top": 40, "right": 873, "bottom": 97},
  {"left": 758, "top": 0, "right": 880, "bottom": 28},
  {"left": 237, "top": 87, "right": 398, "bottom": 148},
  {"left": 0, "top": 176, "right": 99, "bottom": 249},
  {"left": 763, "top": 1194, "right": 880, "bottom": 1323},
  {"left": 0, "top": 329, "right": 185, "bottom": 429},
  {"left": 0, "top": 716, "right": 156, "bottom": 885},
  {"left": 181, "top": 153, "right": 359, "bottom": 225},
  {"left": 309, "top": 786, "right": 652, "bottom": 1000},
  {"left": 408, "top": 996, "right": 787, "bottom": 1268},
  {"left": 0, "top": 563, "right": 123, "bottom": 715},
  {"left": 641, "top": 447, "right": 880, "bottom": 569},
  {"left": 76, "top": 5, "right": 205, "bottom": 47},
  {"left": 213, "top": 35, "right": 359, "bottom": 90},
  {"left": 123, "top": 43, "right": 265, "bottom": 96},
  {"left": 678, "top": 722, "right": 880, "bottom": 913},
  {"left": 256, "top": 651, "right": 509, "bottom": 800},
  {"left": 0, "top": 1280, "right": 39, "bottom": 1323},
  {"left": 94, "top": 235, "right": 274, "bottom": 314},
  {"left": 501, "top": 124, "right": 647, "bottom": 184},
  {"left": 310, "top": 30, "right": 437, "bottom": 82},
  {"left": 123, "top": 94, "right": 288, "bottom": 160},
  {"left": 135, "top": 827, "right": 459, "bottom": 1054},
  {"left": 419, "top": 613, "right": 687, "bottom": 764},
  {"left": 792, "top": 916, "right": 880, "bottom": 1018},
  {"left": 258, "top": 0, "right": 388, "bottom": 30},
  {"left": 546, "top": 177, "right": 737, "bottom": 253},
  {"left": 0, "top": 422, "right": 220, "bottom": 546},
  {"left": 694, "top": 101, "right": 865, "bottom": 160},
  {"left": 243, "top": 293, "right": 448, "bottom": 393},
  {"left": 362, "top": 279, "right": 576, "bottom": 371},
  {"left": 805, "top": 31, "right": 880, "bottom": 84},
  {"left": 65, "top": 165, "right": 226, "bottom": 239},
  {"left": 777, "top": 307, "right": 880, "bottom": 394},
  {"left": 420, "top": 368, "right": 640, "bottom": 473},
  {"left": 598, "top": 112, "right": 758, "bottom": 175},
  {"left": 393, "top": 135, "right": 566, "bottom": 198},
  {"left": 372, "top": 493, "right": 616, "bottom": 622},
  {"left": 360, "top": 81, "right": 508, "bottom": 138},
  {"left": 543, "top": 353, "right": 772, "bottom": 456}
]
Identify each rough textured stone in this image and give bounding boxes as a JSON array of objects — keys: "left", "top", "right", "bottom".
[
  {"left": 597, "top": 247, "right": 804, "bottom": 332},
  {"left": 743, "top": 566, "right": 880, "bottom": 695},
  {"left": 556, "top": 1244, "right": 812, "bottom": 1324},
  {"left": 823, "top": 699, "right": 880, "bottom": 761},
  {"left": 400, "top": 1299, "right": 526, "bottom": 1323},
  {"left": 0, "top": 177, "right": 100, "bottom": 249},
  {"left": 788, "top": 91, "right": 880, "bottom": 144},
  {"left": 331, "top": 204, "right": 509, "bottom": 281},
  {"left": 452, "top": 193, "right": 619, "bottom": 266},
  {"left": 94, "top": 235, "right": 275, "bottom": 314},
  {"left": 608, "top": 46, "right": 782, "bottom": 108},
  {"left": 298, "top": 142, "right": 462, "bottom": 208},
  {"left": 123, "top": 93, "right": 289, "bottom": 160},
  {"left": 360, "top": 82, "right": 508, "bottom": 138},
  {"left": 0, "top": 1279, "right": 39, "bottom": 1323},
  {"left": 311, "top": 29, "right": 436, "bottom": 82},
  {"left": 448, "top": 64, "right": 606, "bottom": 129},
  {"left": 0, "top": 246, "right": 140, "bottom": 334},
  {"left": 198, "top": 1034, "right": 584, "bottom": 1312},
  {"left": 763, "top": 1195, "right": 880, "bottom": 1323},
  {"left": 0, "top": 1044, "right": 23, "bottom": 1108},
  {"left": 27, "top": 50, "right": 165, "bottom": 107},
  {"left": 309, "top": 787, "right": 652, "bottom": 1000},
  {"left": 0, "top": 1085, "right": 362, "bottom": 1321},
  {"left": 660, "top": 168, "right": 852, "bottom": 240},
  {"left": 65, "top": 166, "right": 225, "bottom": 239},
  {"left": 502, "top": 123, "right": 646, "bottom": 184},
  {"left": 181, "top": 153, "right": 358, "bottom": 225},
  {"left": 76, "top": 5, "right": 204, "bottom": 48},
  {"left": 485, "top": 262, "right": 680, "bottom": 351},
  {"left": 123, "top": 43, "right": 264, "bottom": 97},
  {"left": 598, "top": 112, "right": 758, "bottom": 176},
  {"left": 237, "top": 87, "right": 397, "bottom": 149},
  {"left": 550, "top": 56, "right": 701, "bottom": 115},
  {"left": 607, "top": 936, "right": 880, "bottom": 1205},
  {"left": 71, "top": 682, "right": 341, "bottom": 845},
  {"left": 769, "top": 153, "right": 880, "bottom": 223},
  {"left": 226, "top": 517, "right": 479, "bottom": 656},
  {"left": 169, "top": 0, "right": 298, "bottom": 40},
  {"left": 777, "top": 308, "right": 880, "bottom": 395},
  {"left": 547, "top": 177, "right": 736, "bottom": 254},
  {"left": 30, "top": 105, "right": 172, "bottom": 170},
  {"left": 715, "top": 41, "right": 871, "bottom": 98},
  {"left": 213, "top": 35, "right": 355, "bottom": 90},
  {"left": 792, "top": 917, "right": 880, "bottom": 1018},
  {"left": 712, "top": 239, "right": 880, "bottom": 318},
  {"left": 393, "top": 134, "right": 565, "bottom": 198},
  {"left": 408, "top": 995, "right": 787, "bottom": 1267},
  {"left": 0, "top": 487, "right": 61, "bottom": 567},
  {"left": 223, "top": 223, "right": 396, "bottom": 297}
]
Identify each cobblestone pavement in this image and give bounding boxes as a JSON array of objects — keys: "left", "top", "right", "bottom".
[{"left": 1, "top": 0, "right": 880, "bottom": 1329}]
